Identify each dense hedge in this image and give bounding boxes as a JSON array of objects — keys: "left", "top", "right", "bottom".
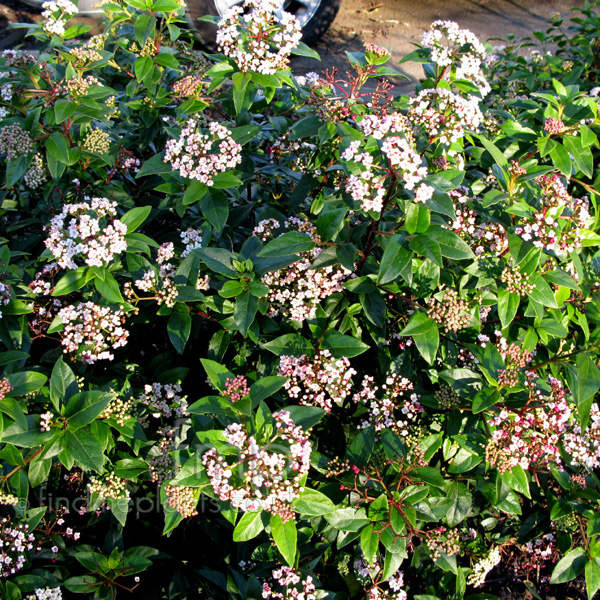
[{"left": 2, "top": 1, "right": 600, "bottom": 599}]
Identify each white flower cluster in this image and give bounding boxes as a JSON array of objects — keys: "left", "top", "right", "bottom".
[
  {"left": 164, "top": 119, "right": 242, "bottom": 184},
  {"left": 256, "top": 217, "right": 353, "bottom": 321},
  {"left": 27, "top": 588, "right": 63, "bottom": 600},
  {"left": 0, "top": 519, "right": 35, "bottom": 577},
  {"left": 342, "top": 113, "right": 429, "bottom": 212},
  {"left": 216, "top": 0, "right": 302, "bottom": 75},
  {"left": 202, "top": 410, "right": 312, "bottom": 521},
  {"left": 41, "top": 0, "right": 78, "bottom": 37},
  {"left": 139, "top": 382, "right": 189, "bottom": 422},
  {"left": 278, "top": 350, "right": 357, "bottom": 412},
  {"left": 563, "top": 403, "right": 600, "bottom": 468},
  {"left": 421, "top": 20, "right": 490, "bottom": 96},
  {"left": 57, "top": 302, "right": 129, "bottom": 363},
  {"left": 409, "top": 88, "right": 483, "bottom": 146},
  {"left": 44, "top": 197, "right": 128, "bottom": 270},
  {"left": 514, "top": 174, "right": 589, "bottom": 256},
  {"left": 262, "top": 566, "right": 317, "bottom": 600},
  {"left": 466, "top": 546, "right": 501, "bottom": 587},
  {"left": 24, "top": 154, "right": 47, "bottom": 189},
  {"left": 352, "top": 374, "right": 422, "bottom": 435}
]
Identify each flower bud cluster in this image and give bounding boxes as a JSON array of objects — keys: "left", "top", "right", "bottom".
[
  {"left": 99, "top": 396, "right": 133, "bottom": 427},
  {"left": 1, "top": 49, "right": 36, "bottom": 69},
  {"left": 202, "top": 410, "right": 311, "bottom": 521},
  {"left": 69, "top": 46, "right": 103, "bottom": 67},
  {"left": 268, "top": 135, "right": 318, "bottom": 174},
  {"left": 44, "top": 197, "right": 127, "bottom": 270},
  {"left": 28, "top": 262, "right": 58, "bottom": 296},
  {"left": 40, "top": 411, "right": 53, "bottom": 431},
  {"left": 26, "top": 587, "right": 63, "bottom": 600},
  {"left": 0, "top": 518, "right": 35, "bottom": 577},
  {"left": 0, "top": 123, "right": 34, "bottom": 161},
  {"left": 164, "top": 119, "right": 242, "bottom": 184},
  {"left": 427, "top": 288, "right": 471, "bottom": 332},
  {"left": 544, "top": 117, "right": 566, "bottom": 135},
  {"left": 426, "top": 527, "right": 461, "bottom": 561},
  {"left": 216, "top": 0, "right": 302, "bottom": 75},
  {"left": 325, "top": 456, "right": 350, "bottom": 477},
  {"left": 24, "top": 154, "right": 48, "bottom": 189},
  {"left": 88, "top": 472, "right": 130, "bottom": 501},
  {"left": 466, "top": 546, "right": 501, "bottom": 588},
  {"left": 256, "top": 217, "right": 353, "bottom": 321},
  {"left": 149, "top": 435, "right": 177, "bottom": 485},
  {"left": 408, "top": 88, "right": 483, "bottom": 145},
  {"left": 500, "top": 264, "right": 536, "bottom": 296},
  {"left": 139, "top": 382, "right": 188, "bottom": 422},
  {"left": 352, "top": 374, "right": 423, "bottom": 435},
  {"left": 82, "top": 128, "right": 111, "bottom": 154},
  {"left": 0, "top": 491, "right": 19, "bottom": 505},
  {"left": 163, "top": 485, "right": 198, "bottom": 518},
  {"left": 223, "top": 375, "right": 250, "bottom": 402},
  {"left": 421, "top": 20, "right": 489, "bottom": 96},
  {"left": 0, "top": 377, "right": 12, "bottom": 401},
  {"left": 279, "top": 350, "right": 356, "bottom": 412},
  {"left": 173, "top": 75, "right": 204, "bottom": 98},
  {"left": 434, "top": 384, "right": 460, "bottom": 409},
  {"left": 64, "top": 75, "right": 101, "bottom": 98},
  {"left": 364, "top": 42, "right": 391, "bottom": 60},
  {"left": 261, "top": 566, "right": 316, "bottom": 600},
  {"left": 57, "top": 302, "right": 129, "bottom": 363}
]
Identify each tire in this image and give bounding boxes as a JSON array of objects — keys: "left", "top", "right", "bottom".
[{"left": 185, "top": 0, "right": 341, "bottom": 48}]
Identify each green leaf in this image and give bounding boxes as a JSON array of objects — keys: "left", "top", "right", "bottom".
[
  {"left": 563, "top": 135, "right": 593, "bottom": 178},
  {"left": 445, "top": 482, "right": 472, "bottom": 527},
  {"left": 409, "top": 234, "right": 442, "bottom": 266},
  {"left": 321, "top": 330, "right": 369, "bottom": 358},
  {"left": 526, "top": 273, "right": 558, "bottom": 308},
  {"left": 195, "top": 248, "right": 237, "bottom": 277},
  {"left": 121, "top": 206, "right": 152, "bottom": 233},
  {"left": 474, "top": 134, "right": 509, "bottom": 168},
  {"left": 571, "top": 353, "right": 600, "bottom": 431},
  {"left": 406, "top": 203, "right": 431, "bottom": 235},
  {"left": 7, "top": 371, "right": 47, "bottom": 397},
  {"left": 258, "top": 231, "right": 315, "bottom": 258},
  {"left": 136, "top": 153, "right": 171, "bottom": 177},
  {"left": 585, "top": 558, "right": 600, "bottom": 600},
  {"left": 270, "top": 514, "right": 297, "bottom": 566},
  {"left": 377, "top": 236, "right": 412, "bottom": 285},
  {"left": 290, "top": 41, "right": 320, "bottom": 60},
  {"left": 289, "top": 116, "right": 322, "bottom": 140},
  {"left": 501, "top": 465, "right": 531, "bottom": 499},
  {"left": 285, "top": 405, "right": 326, "bottom": 430},
  {"left": 262, "top": 334, "right": 312, "bottom": 356},
  {"left": 200, "top": 359, "right": 234, "bottom": 393},
  {"left": 54, "top": 99, "right": 77, "bottom": 124},
  {"left": 325, "top": 507, "right": 369, "bottom": 532},
  {"left": 346, "top": 426, "right": 375, "bottom": 467},
  {"left": 295, "top": 488, "right": 336, "bottom": 516},
  {"left": 497, "top": 288, "right": 520, "bottom": 328},
  {"left": 360, "top": 523, "right": 379, "bottom": 566},
  {"left": 200, "top": 193, "right": 229, "bottom": 233},
  {"left": 399, "top": 312, "right": 439, "bottom": 364},
  {"left": 550, "top": 547, "right": 587, "bottom": 584},
  {"left": 167, "top": 304, "right": 192, "bottom": 354},
  {"left": 549, "top": 142, "right": 573, "bottom": 178},
  {"left": 52, "top": 267, "right": 88, "bottom": 296},
  {"left": 427, "top": 227, "right": 475, "bottom": 260},
  {"left": 249, "top": 376, "right": 288, "bottom": 404},
  {"left": 234, "top": 290, "right": 258, "bottom": 337},
  {"left": 135, "top": 56, "right": 154, "bottom": 83},
  {"left": 65, "top": 428, "right": 104, "bottom": 472},
  {"left": 46, "top": 132, "right": 70, "bottom": 164},
  {"left": 233, "top": 510, "right": 264, "bottom": 542},
  {"left": 64, "top": 391, "right": 113, "bottom": 431},
  {"left": 94, "top": 272, "right": 124, "bottom": 304}
]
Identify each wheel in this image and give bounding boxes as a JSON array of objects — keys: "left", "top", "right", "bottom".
[{"left": 185, "top": 0, "right": 341, "bottom": 48}]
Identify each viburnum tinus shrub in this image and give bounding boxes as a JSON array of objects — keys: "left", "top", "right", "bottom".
[{"left": 2, "top": 0, "right": 600, "bottom": 598}]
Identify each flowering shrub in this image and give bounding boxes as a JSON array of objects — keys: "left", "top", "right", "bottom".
[{"left": 2, "top": 1, "right": 600, "bottom": 599}]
